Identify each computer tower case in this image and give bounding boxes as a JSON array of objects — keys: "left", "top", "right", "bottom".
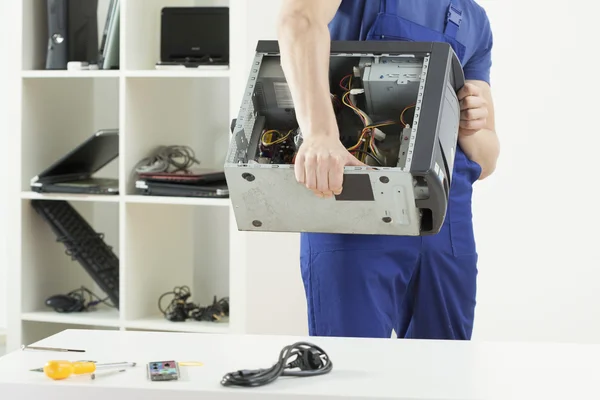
[{"left": 225, "top": 40, "right": 465, "bottom": 236}]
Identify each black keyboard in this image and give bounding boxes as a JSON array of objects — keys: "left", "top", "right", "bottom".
[{"left": 31, "top": 200, "right": 120, "bottom": 308}]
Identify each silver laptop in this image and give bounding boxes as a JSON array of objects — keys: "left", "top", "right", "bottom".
[{"left": 99, "top": 0, "right": 119, "bottom": 70}]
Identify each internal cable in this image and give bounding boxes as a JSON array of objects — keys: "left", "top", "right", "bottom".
[
  {"left": 339, "top": 73, "right": 400, "bottom": 163},
  {"left": 220, "top": 342, "right": 333, "bottom": 387},
  {"left": 401, "top": 104, "right": 416, "bottom": 127},
  {"left": 260, "top": 129, "right": 292, "bottom": 147},
  {"left": 351, "top": 150, "right": 384, "bottom": 166}
]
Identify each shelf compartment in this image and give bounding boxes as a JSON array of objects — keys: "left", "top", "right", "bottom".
[
  {"left": 125, "top": 317, "right": 229, "bottom": 333},
  {"left": 21, "top": 77, "right": 120, "bottom": 192},
  {"left": 123, "top": 203, "right": 229, "bottom": 327},
  {"left": 21, "top": 309, "right": 120, "bottom": 328},
  {"left": 125, "top": 70, "right": 230, "bottom": 78},
  {"left": 124, "top": 195, "right": 229, "bottom": 207},
  {"left": 22, "top": 70, "right": 122, "bottom": 79},
  {"left": 21, "top": 321, "right": 119, "bottom": 347},
  {"left": 124, "top": 0, "right": 230, "bottom": 71},
  {"left": 124, "top": 77, "right": 229, "bottom": 195},
  {"left": 21, "top": 0, "right": 121, "bottom": 71},
  {"left": 30, "top": 200, "right": 120, "bottom": 308},
  {"left": 21, "top": 192, "right": 121, "bottom": 203},
  {"left": 21, "top": 199, "right": 120, "bottom": 315}
]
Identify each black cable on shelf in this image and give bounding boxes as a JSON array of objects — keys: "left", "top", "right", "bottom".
[
  {"left": 158, "top": 286, "right": 229, "bottom": 323},
  {"left": 220, "top": 342, "right": 333, "bottom": 387},
  {"left": 46, "top": 286, "right": 116, "bottom": 313}
]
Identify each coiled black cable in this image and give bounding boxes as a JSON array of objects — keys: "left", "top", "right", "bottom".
[{"left": 220, "top": 342, "right": 333, "bottom": 388}]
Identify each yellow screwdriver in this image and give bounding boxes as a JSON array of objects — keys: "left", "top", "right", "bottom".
[{"left": 44, "top": 360, "right": 136, "bottom": 380}]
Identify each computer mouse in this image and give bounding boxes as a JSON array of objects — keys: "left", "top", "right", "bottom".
[{"left": 45, "top": 294, "right": 85, "bottom": 313}]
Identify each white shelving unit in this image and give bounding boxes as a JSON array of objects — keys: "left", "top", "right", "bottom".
[{"left": 5, "top": 0, "right": 248, "bottom": 350}]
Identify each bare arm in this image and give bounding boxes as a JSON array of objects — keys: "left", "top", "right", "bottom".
[
  {"left": 277, "top": 0, "right": 362, "bottom": 198},
  {"left": 458, "top": 80, "right": 500, "bottom": 180},
  {"left": 277, "top": 0, "right": 342, "bottom": 138}
]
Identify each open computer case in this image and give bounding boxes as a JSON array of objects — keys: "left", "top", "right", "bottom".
[{"left": 225, "top": 41, "right": 465, "bottom": 236}]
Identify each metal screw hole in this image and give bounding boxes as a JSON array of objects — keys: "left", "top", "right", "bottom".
[{"left": 242, "top": 173, "right": 255, "bottom": 182}]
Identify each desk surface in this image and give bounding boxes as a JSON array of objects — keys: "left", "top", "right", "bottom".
[{"left": 0, "top": 329, "right": 599, "bottom": 400}]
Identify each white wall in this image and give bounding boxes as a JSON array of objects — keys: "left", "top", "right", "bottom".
[
  {"left": 469, "top": 0, "right": 600, "bottom": 343},
  {"left": 236, "top": 0, "right": 600, "bottom": 344},
  {"left": 0, "top": 0, "right": 11, "bottom": 332}
]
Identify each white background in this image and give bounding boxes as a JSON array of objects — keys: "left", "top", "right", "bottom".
[
  {"left": 0, "top": 0, "right": 9, "bottom": 331},
  {"left": 2, "top": 0, "right": 600, "bottom": 345}
]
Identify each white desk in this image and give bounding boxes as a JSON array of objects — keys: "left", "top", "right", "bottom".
[{"left": 0, "top": 329, "right": 599, "bottom": 400}]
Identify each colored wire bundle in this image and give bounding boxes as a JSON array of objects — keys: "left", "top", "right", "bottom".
[
  {"left": 339, "top": 74, "right": 394, "bottom": 165},
  {"left": 259, "top": 73, "right": 418, "bottom": 167},
  {"left": 260, "top": 129, "right": 293, "bottom": 147}
]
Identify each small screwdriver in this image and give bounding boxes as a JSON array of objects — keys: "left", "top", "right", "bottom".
[{"left": 43, "top": 361, "right": 136, "bottom": 380}]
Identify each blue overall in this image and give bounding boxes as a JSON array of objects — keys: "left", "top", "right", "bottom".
[{"left": 300, "top": 0, "right": 493, "bottom": 340}]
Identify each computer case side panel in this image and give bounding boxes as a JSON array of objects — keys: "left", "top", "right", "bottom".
[
  {"left": 410, "top": 42, "right": 465, "bottom": 235},
  {"left": 45, "top": 0, "right": 100, "bottom": 69},
  {"left": 68, "top": 0, "right": 99, "bottom": 64},
  {"left": 45, "top": 0, "right": 68, "bottom": 69}
]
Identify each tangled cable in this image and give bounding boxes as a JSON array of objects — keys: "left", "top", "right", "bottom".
[
  {"left": 158, "top": 286, "right": 229, "bottom": 323},
  {"left": 46, "top": 286, "right": 116, "bottom": 313},
  {"left": 134, "top": 145, "right": 200, "bottom": 174}
]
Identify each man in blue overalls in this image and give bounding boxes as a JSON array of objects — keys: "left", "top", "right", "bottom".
[{"left": 277, "top": 0, "right": 500, "bottom": 340}]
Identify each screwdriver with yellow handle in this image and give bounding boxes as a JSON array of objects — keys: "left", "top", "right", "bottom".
[{"left": 44, "top": 360, "right": 136, "bottom": 380}]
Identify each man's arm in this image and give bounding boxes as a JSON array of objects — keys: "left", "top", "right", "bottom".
[
  {"left": 277, "top": 0, "right": 342, "bottom": 138},
  {"left": 278, "top": 0, "right": 363, "bottom": 198},
  {"left": 456, "top": 6, "right": 499, "bottom": 181},
  {"left": 458, "top": 80, "right": 500, "bottom": 180}
]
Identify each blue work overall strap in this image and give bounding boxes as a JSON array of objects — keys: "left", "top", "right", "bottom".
[
  {"left": 444, "top": 3, "right": 463, "bottom": 39},
  {"left": 380, "top": 0, "right": 397, "bottom": 15}
]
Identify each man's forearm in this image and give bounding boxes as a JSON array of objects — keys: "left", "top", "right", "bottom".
[
  {"left": 459, "top": 129, "right": 500, "bottom": 180},
  {"left": 277, "top": 15, "right": 338, "bottom": 137}
]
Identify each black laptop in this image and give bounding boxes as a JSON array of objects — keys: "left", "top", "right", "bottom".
[
  {"left": 30, "top": 129, "right": 119, "bottom": 195},
  {"left": 135, "top": 179, "right": 229, "bottom": 199},
  {"left": 156, "top": 7, "right": 229, "bottom": 69}
]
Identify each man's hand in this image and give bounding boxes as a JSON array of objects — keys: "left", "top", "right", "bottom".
[
  {"left": 457, "top": 82, "right": 489, "bottom": 137},
  {"left": 295, "top": 133, "right": 365, "bottom": 198},
  {"left": 455, "top": 80, "right": 499, "bottom": 180}
]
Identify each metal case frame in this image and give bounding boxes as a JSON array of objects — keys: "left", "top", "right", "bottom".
[{"left": 225, "top": 41, "right": 464, "bottom": 236}]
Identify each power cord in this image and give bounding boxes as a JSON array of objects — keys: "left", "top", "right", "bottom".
[
  {"left": 46, "top": 286, "right": 116, "bottom": 313},
  {"left": 134, "top": 145, "right": 200, "bottom": 174},
  {"left": 190, "top": 296, "right": 229, "bottom": 322},
  {"left": 158, "top": 286, "right": 229, "bottom": 322},
  {"left": 220, "top": 342, "right": 333, "bottom": 387}
]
